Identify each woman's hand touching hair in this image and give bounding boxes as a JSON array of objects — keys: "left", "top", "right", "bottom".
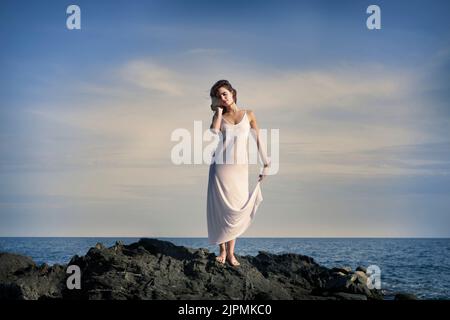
[{"left": 210, "top": 96, "right": 224, "bottom": 112}]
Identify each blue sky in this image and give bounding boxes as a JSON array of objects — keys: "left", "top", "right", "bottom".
[{"left": 1, "top": 0, "right": 449, "bottom": 237}]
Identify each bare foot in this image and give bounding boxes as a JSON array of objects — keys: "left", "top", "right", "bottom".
[
  {"left": 215, "top": 252, "right": 226, "bottom": 264},
  {"left": 227, "top": 254, "right": 240, "bottom": 266}
]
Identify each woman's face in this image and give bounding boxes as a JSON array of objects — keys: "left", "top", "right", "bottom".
[{"left": 217, "top": 87, "right": 234, "bottom": 107}]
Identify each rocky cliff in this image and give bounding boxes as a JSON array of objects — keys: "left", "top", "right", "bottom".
[{"left": 0, "top": 238, "right": 416, "bottom": 300}]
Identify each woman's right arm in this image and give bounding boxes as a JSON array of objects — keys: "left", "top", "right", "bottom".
[{"left": 210, "top": 108, "right": 223, "bottom": 134}]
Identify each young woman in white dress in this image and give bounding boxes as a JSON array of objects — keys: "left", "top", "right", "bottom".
[{"left": 207, "top": 80, "right": 270, "bottom": 266}]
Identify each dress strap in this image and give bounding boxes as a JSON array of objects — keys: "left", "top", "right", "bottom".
[{"left": 222, "top": 109, "right": 247, "bottom": 126}]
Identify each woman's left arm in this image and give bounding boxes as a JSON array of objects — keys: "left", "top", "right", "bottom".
[{"left": 248, "top": 110, "right": 271, "bottom": 180}]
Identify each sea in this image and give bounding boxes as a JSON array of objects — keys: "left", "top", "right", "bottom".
[{"left": 0, "top": 237, "right": 449, "bottom": 300}]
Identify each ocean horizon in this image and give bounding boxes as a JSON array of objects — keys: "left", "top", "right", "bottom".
[{"left": 1, "top": 237, "right": 449, "bottom": 300}]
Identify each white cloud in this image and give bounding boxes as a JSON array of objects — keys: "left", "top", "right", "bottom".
[
  {"left": 6, "top": 52, "right": 448, "bottom": 237},
  {"left": 119, "top": 60, "right": 185, "bottom": 96},
  {"left": 22, "top": 54, "right": 438, "bottom": 179}
]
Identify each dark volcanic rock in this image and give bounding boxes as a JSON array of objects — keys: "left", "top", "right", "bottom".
[
  {"left": 0, "top": 238, "right": 396, "bottom": 300},
  {"left": 0, "top": 253, "right": 35, "bottom": 279},
  {"left": 394, "top": 293, "right": 419, "bottom": 300},
  {"left": 0, "top": 253, "right": 66, "bottom": 300}
]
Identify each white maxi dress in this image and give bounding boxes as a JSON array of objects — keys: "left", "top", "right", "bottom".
[{"left": 207, "top": 110, "right": 264, "bottom": 245}]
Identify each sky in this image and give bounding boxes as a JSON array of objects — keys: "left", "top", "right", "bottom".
[{"left": 0, "top": 0, "right": 449, "bottom": 237}]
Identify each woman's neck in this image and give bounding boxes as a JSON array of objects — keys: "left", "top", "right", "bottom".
[{"left": 225, "top": 103, "right": 239, "bottom": 113}]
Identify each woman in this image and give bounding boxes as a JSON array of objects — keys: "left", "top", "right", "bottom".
[{"left": 207, "top": 79, "right": 270, "bottom": 266}]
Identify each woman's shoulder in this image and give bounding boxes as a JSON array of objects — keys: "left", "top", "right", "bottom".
[{"left": 245, "top": 109, "right": 255, "bottom": 119}]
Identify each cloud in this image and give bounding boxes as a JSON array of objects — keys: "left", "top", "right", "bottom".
[
  {"left": 239, "top": 65, "right": 416, "bottom": 111},
  {"left": 3, "top": 50, "right": 448, "bottom": 237},
  {"left": 119, "top": 60, "right": 185, "bottom": 96},
  {"left": 20, "top": 52, "right": 442, "bottom": 179}
]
